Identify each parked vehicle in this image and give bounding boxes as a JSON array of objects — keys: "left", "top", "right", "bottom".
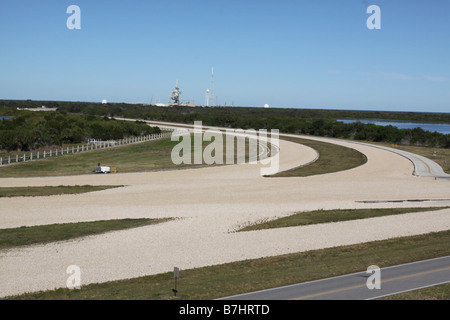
[{"left": 95, "top": 163, "right": 111, "bottom": 174}]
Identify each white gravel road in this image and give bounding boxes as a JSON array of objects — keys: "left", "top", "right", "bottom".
[{"left": 0, "top": 134, "right": 449, "bottom": 298}]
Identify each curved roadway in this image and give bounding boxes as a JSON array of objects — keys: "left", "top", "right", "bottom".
[{"left": 0, "top": 121, "right": 449, "bottom": 298}]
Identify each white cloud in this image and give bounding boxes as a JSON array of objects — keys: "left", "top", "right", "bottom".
[{"left": 424, "top": 75, "right": 449, "bottom": 82}]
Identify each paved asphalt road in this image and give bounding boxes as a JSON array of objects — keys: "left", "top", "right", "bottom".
[{"left": 218, "top": 256, "right": 450, "bottom": 300}]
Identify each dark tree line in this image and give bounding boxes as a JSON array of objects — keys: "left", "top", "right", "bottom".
[
  {"left": 1, "top": 100, "right": 449, "bottom": 149},
  {"left": 0, "top": 111, "right": 160, "bottom": 152}
]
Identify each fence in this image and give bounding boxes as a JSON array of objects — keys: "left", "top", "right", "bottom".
[{"left": 0, "top": 127, "right": 180, "bottom": 167}]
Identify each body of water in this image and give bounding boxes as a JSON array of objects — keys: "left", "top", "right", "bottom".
[{"left": 338, "top": 119, "right": 450, "bottom": 135}]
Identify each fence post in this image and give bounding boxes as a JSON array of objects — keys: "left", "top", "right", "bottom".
[
  {"left": 30, "top": 153, "right": 33, "bottom": 161},
  {"left": 8, "top": 156, "right": 11, "bottom": 164},
  {"left": 0, "top": 157, "right": 2, "bottom": 167},
  {"left": 16, "top": 155, "right": 18, "bottom": 163},
  {"left": 37, "top": 152, "right": 40, "bottom": 160}
]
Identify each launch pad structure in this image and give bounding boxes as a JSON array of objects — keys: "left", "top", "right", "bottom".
[{"left": 156, "top": 67, "right": 217, "bottom": 107}]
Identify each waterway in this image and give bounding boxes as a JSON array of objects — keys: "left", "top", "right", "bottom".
[{"left": 338, "top": 119, "right": 450, "bottom": 135}]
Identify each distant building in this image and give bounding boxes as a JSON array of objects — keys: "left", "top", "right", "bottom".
[{"left": 17, "top": 106, "right": 58, "bottom": 112}]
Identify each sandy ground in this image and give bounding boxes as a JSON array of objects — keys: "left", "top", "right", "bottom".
[{"left": 0, "top": 136, "right": 450, "bottom": 298}]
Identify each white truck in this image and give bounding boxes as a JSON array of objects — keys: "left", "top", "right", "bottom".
[{"left": 95, "top": 163, "right": 111, "bottom": 174}]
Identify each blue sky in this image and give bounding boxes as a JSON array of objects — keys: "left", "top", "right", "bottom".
[{"left": 1, "top": 0, "right": 449, "bottom": 112}]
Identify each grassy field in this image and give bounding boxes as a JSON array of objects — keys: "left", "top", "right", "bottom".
[
  {"left": 239, "top": 207, "right": 450, "bottom": 231},
  {"left": 379, "top": 282, "right": 450, "bottom": 300},
  {"left": 270, "top": 136, "right": 367, "bottom": 177},
  {"left": 0, "top": 185, "right": 121, "bottom": 198},
  {"left": 0, "top": 134, "right": 263, "bottom": 178},
  {"left": 6, "top": 230, "right": 450, "bottom": 300},
  {"left": 0, "top": 138, "right": 187, "bottom": 178},
  {"left": 0, "top": 218, "right": 173, "bottom": 250}
]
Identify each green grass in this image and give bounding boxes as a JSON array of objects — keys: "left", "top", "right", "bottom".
[
  {"left": 239, "top": 207, "right": 450, "bottom": 232},
  {"left": 0, "top": 138, "right": 186, "bottom": 178},
  {"left": 0, "top": 185, "right": 121, "bottom": 198},
  {"left": 0, "top": 218, "right": 173, "bottom": 250},
  {"left": 379, "top": 282, "right": 450, "bottom": 300},
  {"left": 270, "top": 136, "right": 368, "bottom": 177},
  {"left": 0, "top": 135, "right": 261, "bottom": 178},
  {"left": 6, "top": 230, "right": 450, "bottom": 300}
]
